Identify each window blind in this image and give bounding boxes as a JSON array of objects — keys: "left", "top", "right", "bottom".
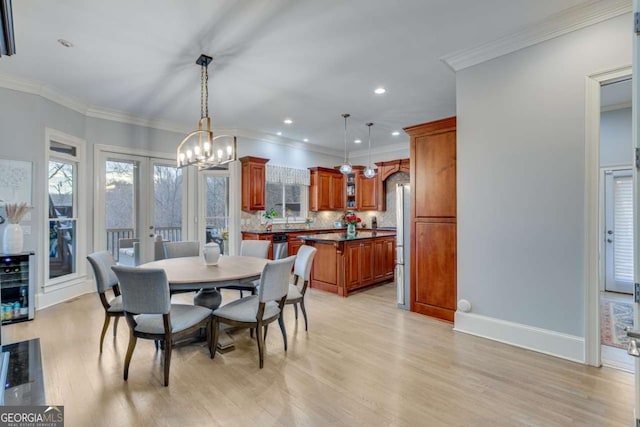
[
  {"left": 266, "top": 164, "right": 310, "bottom": 186},
  {"left": 614, "top": 175, "right": 634, "bottom": 284}
]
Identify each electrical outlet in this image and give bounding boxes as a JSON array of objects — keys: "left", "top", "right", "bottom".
[{"left": 22, "top": 225, "right": 31, "bottom": 235}]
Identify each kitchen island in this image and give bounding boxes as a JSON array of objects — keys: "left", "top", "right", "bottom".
[{"left": 299, "top": 231, "right": 396, "bottom": 296}]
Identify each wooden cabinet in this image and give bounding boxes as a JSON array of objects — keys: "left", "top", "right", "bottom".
[
  {"left": 240, "top": 157, "right": 268, "bottom": 212},
  {"left": 405, "top": 117, "right": 456, "bottom": 322},
  {"left": 355, "top": 171, "right": 379, "bottom": 211},
  {"left": 344, "top": 237, "right": 392, "bottom": 291},
  {"left": 374, "top": 237, "right": 395, "bottom": 280},
  {"left": 309, "top": 167, "right": 345, "bottom": 211},
  {"left": 287, "top": 234, "right": 306, "bottom": 256},
  {"left": 376, "top": 159, "right": 410, "bottom": 181}
]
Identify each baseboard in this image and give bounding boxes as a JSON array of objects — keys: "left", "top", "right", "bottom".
[
  {"left": 35, "top": 279, "right": 94, "bottom": 311},
  {"left": 454, "top": 312, "right": 585, "bottom": 363}
]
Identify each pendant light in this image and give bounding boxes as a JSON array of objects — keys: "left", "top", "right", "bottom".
[
  {"left": 339, "top": 113, "right": 352, "bottom": 174},
  {"left": 176, "top": 54, "right": 237, "bottom": 170},
  {"left": 363, "top": 122, "right": 376, "bottom": 178}
]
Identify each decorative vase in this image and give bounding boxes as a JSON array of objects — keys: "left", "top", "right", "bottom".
[
  {"left": 3, "top": 223, "right": 23, "bottom": 254},
  {"left": 203, "top": 242, "right": 221, "bottom": 266},
  {"left": 347, "top": 223, "right": 356, "bottom": 237}
]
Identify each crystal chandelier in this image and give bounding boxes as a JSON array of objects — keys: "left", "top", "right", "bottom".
[
  {"left": 363, "top": 122, "right": 376, "bottom": 178},
  {"left": 177, "top": 54, "right": 236, "bottom": 170},
  {"left": 339, "top": 113, "right": 352, "bottom": 174}
]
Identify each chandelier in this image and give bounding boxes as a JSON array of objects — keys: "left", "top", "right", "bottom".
[{"left": 177, "top": 54, "right": 236, "bottom": 170}]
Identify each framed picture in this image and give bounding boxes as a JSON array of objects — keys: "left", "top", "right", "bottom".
[{"left": 0, "top": 159, "right": 32, "bottom": 206}]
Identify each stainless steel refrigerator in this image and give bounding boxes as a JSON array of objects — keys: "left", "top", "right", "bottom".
[{"left": 396, "top": 183, "right": 410, "bottom": 310}]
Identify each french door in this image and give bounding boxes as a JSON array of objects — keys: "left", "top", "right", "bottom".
[
  {"left": 95, "top": 150, "right": 185, "bottom": 264},
  {"left": 604, "top": 169, "right": 634, "bottom": 294},
  {"left": 199, "top": 170, "right": 230, "bottom": 254}
]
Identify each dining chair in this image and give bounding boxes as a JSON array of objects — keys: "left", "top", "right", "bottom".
[
  {"left": 163, "top": 240, "right": 200, "bottom": 259},
  {"left": 87, "top": 251, "right": 125, "bottom": 353},
  {"left": 111, "top": 265, "right": 214, "bottom": 386},
  {"left": 236, "top": 240, "right": 271, "bottom": 297},
  {"left": 212, "top": 255, "right": 296, "bottom": 368},
  {"left": 285, "top": 245, "right": 317, "bottom": 331}
]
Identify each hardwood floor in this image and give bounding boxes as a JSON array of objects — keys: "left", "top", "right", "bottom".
[{"left": 3, "top": 283, "right": 635, "bottom": 426}]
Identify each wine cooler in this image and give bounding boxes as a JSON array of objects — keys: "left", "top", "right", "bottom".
[{"left": 0, "top": 252, "right": 35, "bottom": 324}]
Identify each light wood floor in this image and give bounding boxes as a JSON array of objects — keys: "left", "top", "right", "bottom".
[{"left": 3, "top": 283, "right": 635, "bottom": 426}]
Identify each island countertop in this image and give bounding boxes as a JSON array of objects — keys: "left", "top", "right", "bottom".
[{"left": 299, "top": 230, "right": 396, "bottom": 243}]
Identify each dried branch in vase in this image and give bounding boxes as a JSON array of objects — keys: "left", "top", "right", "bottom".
[{"left": 5, "top": 203, "right": 31, "bottom": 224}]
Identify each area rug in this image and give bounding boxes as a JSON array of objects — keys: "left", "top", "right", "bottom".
[{"left": 600, "top": 299, "right": 633, "bottom": 349}]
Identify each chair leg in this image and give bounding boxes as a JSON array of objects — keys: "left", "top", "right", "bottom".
[
  {"left": 278, "top": 315, "right": 288, "bottom": 352},
  {"left": 113, "top": 316, "right": 120, "bottom": 336},
  {"left": 163, "top": 335, "right": 172, "bottom": 387},
  {"left": 99, "top": 314, "right": 111, "bottom": 353},
  {"left": 256, "top": 323, "right": 265, "bottom": 369},
  {"left": 207, "top": 319, "right": 214, "bottom": 359},
  {"left": 239, "top": 290, "right": 243, "bottom": 298},
  {"left": 300, "top": 300, "right": 309, "bottom": 332},
  {"left": 212, "top": 317, "right": 220, "bottom": 359},
  {"left": 124, "top": 332, "right": 137, "bottom": 381},
  {"left": 293, "top": 303, "right": 298, "bottom": 320},
  {"left": 264, "top": 324, "right": 269, "bottom": 340},
  {"left": 250, "top": 328, "right": 254, "bottom": 338}
]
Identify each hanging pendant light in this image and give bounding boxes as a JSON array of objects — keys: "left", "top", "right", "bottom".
[
  {"left": 363, "top": 122, "right": 376, "bottom": 179},
  {"left": 176, "top": 54, "right": 237, "bottom": 170},
  {"left": 339, "top": 113, "right": 352, "bottom": 174}
]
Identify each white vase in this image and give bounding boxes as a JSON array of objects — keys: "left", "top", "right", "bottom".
[
  {"left": 3, "top": 223, "right": 23, "bottom": 254},
  {"left": 347, "top": 223, "right": 356, "bottom": 237},
  {"left": 203, "top": 243, "right": 221, "bottom": 266}
]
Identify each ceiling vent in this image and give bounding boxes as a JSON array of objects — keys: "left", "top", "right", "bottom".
[{"left": 0, "top": 0, "right": 16, "bottom": 57}]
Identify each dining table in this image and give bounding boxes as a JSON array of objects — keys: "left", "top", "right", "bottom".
[{"left": 139, "top": 255, "right": 268, "bottom": 352}]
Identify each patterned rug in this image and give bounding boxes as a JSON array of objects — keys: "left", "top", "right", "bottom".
[{"left": 600, "top": 299, "right": 633, "bottom": 349}]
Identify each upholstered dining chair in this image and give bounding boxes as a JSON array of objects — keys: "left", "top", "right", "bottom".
[
  {"left": 212, "top": 255, "right": 296, "bottom": 369},
  {"left": 87, "top": 251, "right": 125, "bottom": 353},
  {"left": 163, "top": 240, "right": 200, "bottom": 259},
  {"left": 237, "top": 240, "right": 271, "bottom": 297},
  {"left": 285, "top": 245, "right": 317, "bottom": 331},
  {"left": 111, "top": 265, "right": 214, "bottom": 386}
]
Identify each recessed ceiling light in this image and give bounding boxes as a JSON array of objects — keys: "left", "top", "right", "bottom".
[
  {"left": 57, "top": 39, "right": 74, "bottom": 48},
  {"left": 374, "top": 87, "right": 386, "bottom": 95},
  {"left": 303, "top": 138, "right": 309, "bottom": 142},
  {"left": 354, "top": 139, "right": 362, "bottom": 144},
  {"left": 276, "top": 131, "right": 282, "bottom": 136},
  {"left": 283, "top": 118, "right": 293, "bottom": 124},
  {"left": 391, "top": 131, "right": 400, "bottom": 136}
]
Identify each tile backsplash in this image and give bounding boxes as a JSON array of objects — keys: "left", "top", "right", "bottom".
[{"left": 241, "top": 172, "right": 409, "bottom": 231}]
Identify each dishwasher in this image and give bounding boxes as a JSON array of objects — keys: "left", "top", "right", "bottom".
[{"left": 272, "top": 233, "right": 288, "bottom": 260}]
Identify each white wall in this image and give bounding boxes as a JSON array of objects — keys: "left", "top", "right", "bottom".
[
  {"left": 456, "top": 13, "right": 631, "bottom": 346},
  {"left": 600, "top": 107, "right": 632, "bottom": 167}
]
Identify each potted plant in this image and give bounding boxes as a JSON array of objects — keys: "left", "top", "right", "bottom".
[{"left": 262, "top": 208, "right": 278, "bottom": 231}]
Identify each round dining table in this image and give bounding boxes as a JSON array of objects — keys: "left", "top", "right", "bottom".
[
  {"left": 139, "top": 255, "right": 268, "bottom": 352},
  {"left": 139, "top": 255, "right": 267, "bottom": 292}
]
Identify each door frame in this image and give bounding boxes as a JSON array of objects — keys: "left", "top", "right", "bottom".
[
  {"left": 92, "top": 144, "right": 191, "bottom": 262},
  {"left": 585, "top": 65, "right": 632, "bottom": 367}
]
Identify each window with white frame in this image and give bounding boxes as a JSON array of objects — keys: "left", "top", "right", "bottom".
[
  {"left": 45, "top": 130, "right": 86, "bottom": 286},
  {"left": 264, "top": 165, "right": 309, "bottom": 223}
]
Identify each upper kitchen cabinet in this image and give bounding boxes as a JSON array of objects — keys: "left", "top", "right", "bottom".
[
  {"left": 375, "top": 159, "right": 410, "bottom": 182},
  {"left": 240, "top": 156, "right": 269, "bottom": 212},
  {"left": 309, "top": 167, "right": 345, "bottom": 211},
  {"left": 354, "top": 167, "right": 382, "bottom": 211}
]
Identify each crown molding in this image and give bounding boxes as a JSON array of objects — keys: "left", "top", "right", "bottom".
[
  {"left": 441, "top": 0, "right": 632, "bottom": 72},
  {"left": 235, "top": 128, "right": 342, "bottom": 158},
  {"left": 0, "top": 72, "right": 345, "bottom": 156},
  {"left": 85, "top": 107, "right": 190, "bottom": 134},
  {"left": 350, "top": 141, "right": 409, "bottom": 158}
]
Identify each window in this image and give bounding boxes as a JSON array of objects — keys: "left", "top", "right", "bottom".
[
  {"left": 204, "top": 174, "right": 229, "bottom": 243},
  {"left": 265, "top": 183, "right": 307, "bottom": 222},
  {"left": 45, "top": 129, "right": 86, "bottom": 286}
]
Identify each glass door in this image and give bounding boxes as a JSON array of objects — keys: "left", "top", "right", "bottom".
[
  {"left": 98, "top": 152, "right": 184, "bottom": 265},
  {"left": 200, "top": 171, "right": 229, "bottom": 254}
]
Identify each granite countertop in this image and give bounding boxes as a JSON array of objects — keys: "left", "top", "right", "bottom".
[
  {"left": 298, "top": 230, "right": 396, "bottom": 242},
  {"left": 242, "top": 227, "right": 396, "bottom": 235}
]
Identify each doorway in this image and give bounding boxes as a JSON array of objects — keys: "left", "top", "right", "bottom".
[
  {"left": 598, "top": 78, "right": 634, "bottom": 371},
  {"left": 94, "top": 149, "right": 186, "bottom": 265}
]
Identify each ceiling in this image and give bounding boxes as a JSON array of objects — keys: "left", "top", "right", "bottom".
[{"left": 0, "top": 0, "right": 590, "bottom": 151}]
